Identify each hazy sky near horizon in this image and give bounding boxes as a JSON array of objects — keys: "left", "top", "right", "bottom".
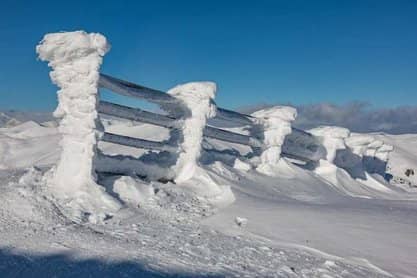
[{"left": 1, "top": 0, "right": 417, "bottom": 111}]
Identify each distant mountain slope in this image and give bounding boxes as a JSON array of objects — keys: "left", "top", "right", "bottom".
[
  {"left": 0, "top": 112, "right": 21, "bottom": 127},
  {"left": 0, "top": 111, "right": 53, "bottom": 128}
]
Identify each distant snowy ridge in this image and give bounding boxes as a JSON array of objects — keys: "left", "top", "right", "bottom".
[
  {"left": 0, "top": 112, "right": 21, "bottom": 127},
  {"left": 0, "top": 110, "right": 53, "bottom": 128}
]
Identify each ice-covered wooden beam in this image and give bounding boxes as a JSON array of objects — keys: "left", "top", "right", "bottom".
[
  {"left": 98, "top": 101, "right": 323, "bottom": 162},
  {"left": 99, "top": 73, "right": 255, "bottom": 125},
  {"left": 99, "top": 73, "right": 326, "bottom": 163},
  {"left": 215, "top": 107, "right": 254, "bottom": 126},
  {"left": 99, "top": 73, "right": 177, "bottom": 105},
  {"left": 101, "top": 132, "right": 176, "bottom": 152},
  {"left": 98, "top": 101, "right": 179, "bottom": 128},
  {"left": 283, "top": 128, "right": 327, "bottom": 162},
  {"left": 95, "top": 153, "right": 175, "bottom": 180},
  {"left": 98, "top": 101, "right": 263, "bottom": 148},
  {"left": 204, "top": 126, "right": 262, "bottom": 148}
]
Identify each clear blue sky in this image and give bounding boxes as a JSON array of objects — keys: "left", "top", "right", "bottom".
[{"left": 1, "top": 0, "right": 417, "bottom": 111}]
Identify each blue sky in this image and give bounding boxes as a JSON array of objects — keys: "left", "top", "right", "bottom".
[{"left": 1, "top": 0, "right": 417, "bottom": 111}]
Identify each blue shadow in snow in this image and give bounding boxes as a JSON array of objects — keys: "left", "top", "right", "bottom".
[{"left": 0, "top": 248, "right": 223, "bottom": 278}]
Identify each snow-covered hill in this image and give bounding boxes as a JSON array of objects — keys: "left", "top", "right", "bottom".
[{"left": 1, "top": 120, "right": 417, "bottom": 277}]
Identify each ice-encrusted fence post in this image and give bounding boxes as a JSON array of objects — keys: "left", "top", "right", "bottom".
[
  {"left": 36, "top": 31, "right": 109, "bottom": 194},
  {"left": 308, "top": 126, "right": 350, "bottom": 164},
  {"left": 251, "top": 106, "right": 297, "bottom": 176},
  {"left": 345, "top": 134, "right": 393, "bottom": 175},
  {"left": 167, "top": 82, "right": 217, "bottom": 183}
]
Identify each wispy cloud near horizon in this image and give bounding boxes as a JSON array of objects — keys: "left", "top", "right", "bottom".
[
  {"left": 2, "top": 103, "right": 417, "bottom": 134},
  {"left": 238, "top": 102, "right": 417, "bottom": 135}
]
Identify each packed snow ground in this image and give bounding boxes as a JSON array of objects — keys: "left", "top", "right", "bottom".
[{"left": 1, "top": 120, "right": 417, "bottom": 277}]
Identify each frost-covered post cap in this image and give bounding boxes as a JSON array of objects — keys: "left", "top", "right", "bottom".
[
  {"left": 251, "top": 106, "right": 298, "bottom": 123},
  {"left": 36, "top": 31, "right": 110, "bottom": 66},
  {"left": 167, "top": 81, "right": 217, "bottom": 118},
  {"left": 309, "top": 126, "right": 350, "bottom": 139},
  {"left": 251, "top": 106, "right": 297, "bottom": 147}
]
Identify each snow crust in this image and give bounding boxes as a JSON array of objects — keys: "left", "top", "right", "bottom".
[
  {"left": 251, "top": 106, "right": 297, "bottom": 176},
  {"left": 167, "top": 82, "right": 217, "bottom": 183},
  {"left": 37, "top": 31, "right": 120, "bottom": 220}
]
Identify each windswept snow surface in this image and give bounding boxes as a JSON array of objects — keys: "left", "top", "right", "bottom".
[{"left": 1, "top": 120, "right": 417, "bottom": 277}]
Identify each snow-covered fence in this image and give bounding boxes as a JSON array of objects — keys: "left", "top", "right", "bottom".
[
  {"left": 98, "top": 73, "right": 325, "bottom": 163},
  {"left": 38, "top": 31, "right": 326, "bottom": 185}
]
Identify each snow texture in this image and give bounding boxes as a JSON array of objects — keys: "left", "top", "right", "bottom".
[
  {"left": 233, "top": 158, "right": 252, "bottom": 172},
  {"left": 167, "top": 82, "right": 217, "bottom": 183},
  {"left": 37, "top": 31, "right": 120, "bottom": 220},
  {"left": 251, "top": 106, "right": 297, "bottom": 176},
  {"left": 111, "top": 176, "right": 154, "bottom": 207}
]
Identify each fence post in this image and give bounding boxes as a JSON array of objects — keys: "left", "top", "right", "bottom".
[
  {"left": 345, "top": 135, "right": 393, "bottom": 174},
  {"left": 37, "top": 31, "right": 109, "bottom": 194},
  {"left": 251, "top": 106, "right": 297, "bottom": 175},
  {"left": 167, "top": 82, "right": 217, "bottom": 183},
  {"left": 308, "top": 126, "right": 350, "bottom": 164}
]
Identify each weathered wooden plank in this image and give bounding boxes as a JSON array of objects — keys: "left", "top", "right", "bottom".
[
  {"left": 101, "top": 132, "right": 176, "bottom": 152},
  {"left": 98, "top": 101, "right": 178, "bottom": 128}
]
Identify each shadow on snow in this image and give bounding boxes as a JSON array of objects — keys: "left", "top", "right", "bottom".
[{"left": 0, "top": 248, "right": 223, "bottom": 278}]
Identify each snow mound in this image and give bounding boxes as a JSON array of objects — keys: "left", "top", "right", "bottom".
[{"left": 111, "top": 176, "right": 154, "bottom": 207}]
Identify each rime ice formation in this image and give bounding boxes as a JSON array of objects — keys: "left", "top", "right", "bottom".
[
  {"left": 167, "top": 82, "right": 217, "bottom": 183},
  {"left": 37, "top": 31, "right": 120, "bottom": 219},
  {"left": 251, "top": 106, "right": 297, "bottom": 176},
  {"left": 366, "top": 140, "right": 394, "bottom": 162},
  {"left": 345, "top": 134, "right": 394, "bottom": 163},
  {"left": 309, "top": 126, "right": 351, "bottom": 163},
  {"left": 344, "top": 134, "right": 394, "bottom": 176},
  {"left": 345, "top": 134, "right": 375, "bottom": 158}
]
